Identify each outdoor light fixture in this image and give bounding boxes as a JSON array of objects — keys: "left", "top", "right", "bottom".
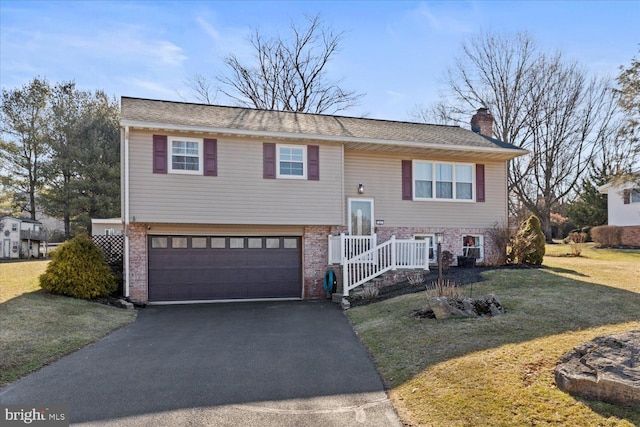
[
  {"left": 435, "top": 231, "right": 444, "bottom": 244},
  {"left": 357, "top": 183, "right": 365, "bottom": 194}
]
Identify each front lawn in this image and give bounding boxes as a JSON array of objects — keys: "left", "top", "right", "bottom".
[
  {"left": 0, "top": 261, "right": 136, "bottom": 386},
  {"left": 346, "top": 245, "right": 640, "bottom": 426}
]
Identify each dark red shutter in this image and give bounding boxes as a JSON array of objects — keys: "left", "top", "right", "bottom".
[
  {"left": 623, "top": 189, "right": 631, "bottom": 204},
  {"left": 402, "top": 160, "right": 412, "bottom": 200},
  {"left": 308, "top": 145, "right": 319, "bottom": 180},
  {"left": 476, "top": 164, "right": 485, "bottom": 203},
  {"left": 203, "top": 138, "right": 217, "bottom": 176},
  {"left": 153, "top": 135, "right": 167, "bottom": 174},
  {"left": 263, "top": 143, "right": 276, "bottom": 179}
]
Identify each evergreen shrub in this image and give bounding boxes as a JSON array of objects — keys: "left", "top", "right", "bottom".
[
  {"left": 40, "top": 235, "right": 117, "bottom": 299},
  {"left": 511, "top": 215, "right": 546, "bottom": 265}
]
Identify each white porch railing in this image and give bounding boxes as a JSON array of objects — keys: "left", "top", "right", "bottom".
[
  {"left": 328, "top": 233, "right": 377, "bottom": 265},
  {"left": 342, "top": 236, "right": 429, "bottom": 296}
]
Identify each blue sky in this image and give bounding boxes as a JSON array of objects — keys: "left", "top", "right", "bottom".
[{"left": 1, "top": 0, "right": 638, "bottom": 121}]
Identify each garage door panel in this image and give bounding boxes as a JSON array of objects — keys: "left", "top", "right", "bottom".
[{"left": 148, "top": 236, "right": 301, "bottom": 302}]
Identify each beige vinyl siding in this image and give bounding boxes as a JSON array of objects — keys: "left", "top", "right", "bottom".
[
  {"left": 128, "top": 131, "right": 343, "bottom": 225},
  {"left": 344, "top": 151, "right": 508, "bottom": 228},
  {"left": 146, "top": 224, "right": 304, "bottom": 236}
]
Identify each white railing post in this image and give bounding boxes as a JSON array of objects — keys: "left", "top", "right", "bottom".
[
  {"left": 391, "top": 236, "right": 397, "bottom": 270},
  {"left": 424, "top": 238, "right": 430, "bottom": 270},
  {"left": 342, "top": 256, "right": 349, "bottom": 296}
]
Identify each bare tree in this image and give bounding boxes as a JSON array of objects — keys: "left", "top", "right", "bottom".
[
  {"left": 190, "top": 15, "right": 363, "bottom": 114},
  {"left": 183, "top": 74, "right": 218, "bottom": 105},
  {"left": 414, "top": 32, "right": 620, "bottom": 240}
]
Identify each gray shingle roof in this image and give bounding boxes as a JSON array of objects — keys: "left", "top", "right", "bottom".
[{"left": 121, "top": 97, "right": 523, "bottom": 153}]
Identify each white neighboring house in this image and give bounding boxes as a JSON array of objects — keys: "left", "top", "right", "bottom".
[
  {"left": 0, "top": 216, "right": 47, "bottom": 259},
  {"left": 91, "top": 218, "right": 124, "bottom": 236},
  {"left": 599, "top": 180, "right": 640, "bottom": 226}
]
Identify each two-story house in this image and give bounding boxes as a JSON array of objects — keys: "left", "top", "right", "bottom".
[
  {"left": 599, "top": 174, "right": 640, "bottom": 246},
  {"left": 120, "top": 98, "right": 526, "bottom": 304},
  {"left": 1, "top": 216, "right": 47, "bottom": 259}
]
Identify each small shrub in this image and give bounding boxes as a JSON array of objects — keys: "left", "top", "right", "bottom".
[
  {"left": 511, "top": 215, "right": 545, "bottom": 265},
  {"left": 567, "top": 231, "right": 587, "bottom": 256},
  {"left": 407, "top": 272, "right": 426, "bottom": 286},
  {"left": 441, "top": 250, "right": 453, "bottom": 269},
  {"left": 426, "top": 278, "right": 462, "bottom": 299},
  {"left": 486, "top": 222, "right": 512, "bottom": 266},
  {"left": 40, "top": 235, "right": 117, "bottom": 299},
  {"left": 360, "top": 284, "right": 379, "bottom": 299},
  {"left": 591, "top": 225, "right": 622, "bottom": 248}
]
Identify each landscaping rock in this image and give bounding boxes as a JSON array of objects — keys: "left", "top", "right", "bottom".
[
  {"left": 428, "top": 294, "right": 505, "bottom": 320},
  {"left": 116, "top": 299, "right": 134, "bottom": 309},
  {"left": 340, "top": 298, "right": 351, "bottom": 310},
  {"left": 554, "top": 330, "right": 640, "bottom": 407}
]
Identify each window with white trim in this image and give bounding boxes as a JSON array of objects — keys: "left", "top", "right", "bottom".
[
  {"left": 413, "top": 161, "right": 474, "bottom": 201},
  {"left": 632, "top": 189, "right": 640, "bottom": 203},
  {"left": 169, "top": 137, "right": 203, "bottom": 174},
  {"left": 277, "top": 145, "right": 306, "bottom": 179},
  {"left": 414, "top": 234, "right": 436, "bottom": 262},
  {"left": 462, "top": 235, "right": 484, "bottom": 261},
  {"left": 11, "top": 223, "right": 18, "bottom": 232}
]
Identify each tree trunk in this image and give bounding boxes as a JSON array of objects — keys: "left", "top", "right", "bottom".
[{"left": 541, "top": 215, "right": 553, "bottom": 243}]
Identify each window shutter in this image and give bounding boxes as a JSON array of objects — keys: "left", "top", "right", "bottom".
[
  {"left": 476, "top": 164, "right": 485, "bottom": 203},
  {"left": 263, "top": 143, "right": 276, "bottom": 179},
  {"left": 308, "top": 145, "right": 319, "bottom": 180},
  {"left": 402, "top": 160, "right": 412, "bottom": 200},
  {"left": 153, "top": 135, "right": 167, "bottom": 174},
  {"left": 203, "top": 138, "right": 217, "bottom": 176},
  {"left": 623, "top": 189, "right": 631, "bottom": 204}
]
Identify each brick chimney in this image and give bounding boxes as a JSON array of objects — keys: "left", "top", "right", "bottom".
[{"left": 471, "top": 107, "right": 493, "bottom": 137}]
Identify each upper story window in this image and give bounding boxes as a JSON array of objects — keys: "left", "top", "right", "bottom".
[
  {"left": 414, "top": 161, "right": 474, "bottom": 201},
  {"left": 169, "top": 137, "right": 203, "bottom": 174},
  {"left": 632, "top": 189, "right": 640, "bottom": 203},
  {"left": 11, "top": 223, "right": 18, "bottom": 232},
  {"left": 277, "top": 145, "right": 306, "bottom": 179}
]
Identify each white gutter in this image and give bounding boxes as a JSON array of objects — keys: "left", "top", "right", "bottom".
[
  {"left": 120, "top": 119, "right": 529, "bottom": 158},
  {"left": 123, "top": 125, "right": 130, "bottom": 298}
]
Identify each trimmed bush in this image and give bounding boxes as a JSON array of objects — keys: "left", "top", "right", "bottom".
[
  {"left": 511, "top": 215, "right": 546, "bottom": 265},
  {"left": 591, "top": 225, "right": 623, "bottom": 247},
  {"left": 40, "top": 235, "right": 117, "bottom": 299}
]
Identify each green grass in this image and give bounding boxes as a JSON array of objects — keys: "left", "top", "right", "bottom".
[
  {"left": 346, "top": 245, "right": 640, "bottom": 426},
  {"left": 0, "top": 261, "right": 136, "bottom": 386}
]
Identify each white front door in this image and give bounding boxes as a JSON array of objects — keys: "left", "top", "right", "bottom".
[{"left": 348, "top": 199, "right": 374, "bottom": 236}]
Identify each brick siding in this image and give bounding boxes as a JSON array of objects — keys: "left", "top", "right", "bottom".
[
  {"left": 621, "top": 226, "right": 640, "bottom": 247},
  {"left": 302, "top": 226, "right": 332, "bottom": 299},
  {"left": 127, "top": 223, "right": 148, "bottom": 303}
]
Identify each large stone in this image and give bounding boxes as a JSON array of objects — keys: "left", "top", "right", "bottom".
[
  {"left": 554, "top": 330, "right": 640, "bottom": 407},
  {"left": 428, "top": 294, "right": 505, "bottom": 320}
]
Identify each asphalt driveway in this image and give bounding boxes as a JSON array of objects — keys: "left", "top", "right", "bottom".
[{"left": 0, "top": 301, "right": 401, "bottom": 426}]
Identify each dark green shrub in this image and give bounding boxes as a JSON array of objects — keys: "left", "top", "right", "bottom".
[
  {"left": 40, "top": 235, "right": 117, "bottom": 299},
  {"left": 591, "top": 225, "right": 622, "bottom": 247},
  {"left": 511, "top": 215, "right": 546, "bottom": 265}
]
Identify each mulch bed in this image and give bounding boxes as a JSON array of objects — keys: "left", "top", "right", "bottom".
[{"left": 347, "top": 265, "right": 536, "bottom": 307}]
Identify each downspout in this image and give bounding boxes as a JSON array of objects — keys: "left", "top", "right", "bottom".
[{"left": 123, "top": 126, "right": 130, "bottom": 298}]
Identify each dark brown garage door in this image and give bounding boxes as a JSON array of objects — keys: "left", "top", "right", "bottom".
[{"left": 148, "top": 236, "right": 302, "bottom": 302}]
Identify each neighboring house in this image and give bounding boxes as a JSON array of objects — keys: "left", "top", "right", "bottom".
[
  {"left": 120, "top": 98, "right": 527, "bottom": 304},
  {"left": 598, "top": 176, "right": 640, "bottom": 246},
  {"left": 91, "top": 218, "right": 124, "bottom": 236},
  {"left": 0, "top": 216, "right": 47, "bottom": 259}
]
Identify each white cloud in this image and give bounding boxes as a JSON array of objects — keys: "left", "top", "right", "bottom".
[
  {"left": 411, "top": 3, "right": 474, "bottom": 34},
  {"left": 196, "top": 16, "right": 221, "bottom": 42},
  {"left": 129, "top": 78, "right": 177, "bottom": 97}
]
